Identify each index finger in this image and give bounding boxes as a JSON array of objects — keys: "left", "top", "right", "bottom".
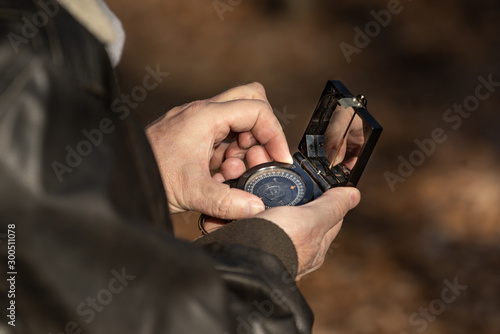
[
  {"left": 205, "top": 99, "right": 293, "bottom": 164},
  {"left": 209, "top": 82, "right": 269, "bottom": 103}
]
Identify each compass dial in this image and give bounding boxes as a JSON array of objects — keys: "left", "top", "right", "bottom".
[{"left": 244, "top": 167, "right": 306, "bottom": 208}]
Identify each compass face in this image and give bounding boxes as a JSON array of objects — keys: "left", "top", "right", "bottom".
[{"left": 244, "top": 167, "right": 306, "bottom": 208}]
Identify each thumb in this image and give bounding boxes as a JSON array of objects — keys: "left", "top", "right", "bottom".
[
  {"left": 190, "top": 177, "right": 265, "bottom": 220},
  {"left": 304, "top": 187, "right": 361, "bottom": 228}
]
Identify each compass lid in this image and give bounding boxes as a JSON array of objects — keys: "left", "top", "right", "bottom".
[{"left": 297, "top": 80, "right": 383, "bottom": 187}]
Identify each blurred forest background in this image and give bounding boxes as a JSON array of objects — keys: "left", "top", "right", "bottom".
[{"left": 107, "top": 1, "right": 500, "bottom": 333}]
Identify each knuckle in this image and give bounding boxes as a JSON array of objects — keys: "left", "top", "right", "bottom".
[
  {"left": 257, "top": 101, "right": 275, "bottom": 118},
  {"left": 248, "top": 81, "right": 264, "bottom": 91},
  {"left": 247, "top": 82, "right": 267, "bottom": 99},
  {"left": 331, "top": 199, "right": 348, "bottom": 219},
  {"left": 178, "top": 100, "right": 212, "bottom": 127},
  {"left": 185, "top": 99, "right": 209, "bottom": 113}
]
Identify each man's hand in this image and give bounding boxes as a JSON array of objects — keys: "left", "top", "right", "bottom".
[
  {"left": 204, "top": 187, "right": 360, "bottom": 280},
  {"left": 146, "top": 82, "right": 292, "bottom": 220},
  {"left": 255, "top": 187, "right": 360, "bottom": 280}
]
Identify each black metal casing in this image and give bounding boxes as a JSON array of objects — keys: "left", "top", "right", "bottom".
[{"left": 226, "top": 80, "right": 383, "bottom": 207}]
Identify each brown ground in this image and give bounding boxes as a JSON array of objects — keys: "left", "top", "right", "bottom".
[{"left": 107, "top": 1, "right": 500, "bottom": 333}]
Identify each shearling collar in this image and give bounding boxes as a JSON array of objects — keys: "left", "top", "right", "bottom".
[{"left": 56, "top": 0, "right": 125, "bottom": 66}]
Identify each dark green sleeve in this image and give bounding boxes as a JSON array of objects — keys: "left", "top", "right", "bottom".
[{"left": 194, "top": 218, "right": 299, "bottom": 278}]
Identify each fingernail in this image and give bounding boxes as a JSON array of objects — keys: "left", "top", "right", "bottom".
[
  {"left": 349, "top": 190, "right": 361, "bottom": 209},
  {"left": 245, "top": 201, "right": 265, "bottom": 217}
]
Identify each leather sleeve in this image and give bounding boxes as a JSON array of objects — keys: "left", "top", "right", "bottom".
[{"left": 0, "top": 2, "right": 313, "bottom": 333}]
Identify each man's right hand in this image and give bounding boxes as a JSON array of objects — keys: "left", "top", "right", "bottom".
[
  {"left": 253, "top": 187, "right": 360, "bottom": 280},
  {"left": 204, "top": 187, "right": 360, "bottom": 280}
]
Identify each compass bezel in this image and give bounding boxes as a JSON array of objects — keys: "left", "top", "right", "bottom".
[{"left": 235, "top": 161, "right": 315, "bottom": 207}]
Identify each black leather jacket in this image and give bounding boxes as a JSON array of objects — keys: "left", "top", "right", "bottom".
[{"left": 0, "top": 1, "right": 313, "bottom": 333}]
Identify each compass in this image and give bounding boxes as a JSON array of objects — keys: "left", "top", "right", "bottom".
[
  {"left": 225, "top": 80, "right": 382, "bottom": 210},
  {"left": 243, "top": 166, "right": 306, "bottom": 208},
  {"left": 198, "top": 80, "right": 383, "bottom": 235},
  {"left": 229, "top": 161, "right": 316, "bottom": 208}
]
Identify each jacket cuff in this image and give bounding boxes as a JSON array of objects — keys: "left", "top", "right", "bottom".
[{"left": 193, "top": 218, "right": 298, "bottom": 278}]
